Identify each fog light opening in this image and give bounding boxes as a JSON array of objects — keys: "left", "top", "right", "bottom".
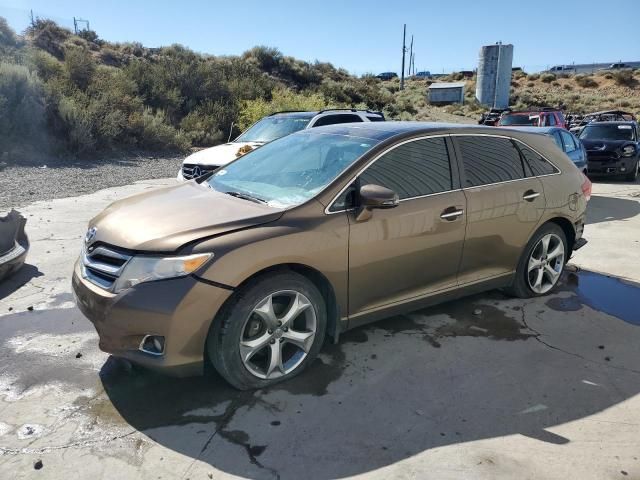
[{"left": 139, "top": 335, "right": 165, "bottom": 356}]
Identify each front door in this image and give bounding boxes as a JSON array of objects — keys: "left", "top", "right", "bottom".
[{"left": 347, "top": 136, "right": 467, "bottom": 317}]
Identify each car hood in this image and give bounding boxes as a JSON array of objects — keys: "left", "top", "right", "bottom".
[
  {"left": 581, "top": 139, "right": 635, "bottom": 153},
  {"left": 89, "top": 182, "right": 283, "bottom": 252},
  {"left": 182, "top": 141, "right": 264, "bottom": 167}
]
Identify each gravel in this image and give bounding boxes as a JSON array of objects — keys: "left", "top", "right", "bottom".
[{"left": 0, "top": 155, "right": 184, "bottom": 211}]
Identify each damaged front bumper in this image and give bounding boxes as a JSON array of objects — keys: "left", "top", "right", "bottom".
[{"left": 0, "top": 210, "right": 29, "bottom": 281}]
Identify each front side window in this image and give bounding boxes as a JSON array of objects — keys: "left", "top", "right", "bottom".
[
  {"left": 209, "top": 132, "right": 379, "bottom": 208},
  {"left": 235, "top": 116, "right": 311, "bottom": 143},
  {"left": 519, "top": 144, "right": 559, "bottom": 176},
  {"left": 313, "top": 114, "right": 363, "bottom": 127},
  {"left": 560, "top": 131, "right": 577, "bottom": 153},
  {"left": 458, "top": 136, "right": 526, "bottom": 187},
  {"left": 359, "top": 137, "right": 452, "bottom": 199}
]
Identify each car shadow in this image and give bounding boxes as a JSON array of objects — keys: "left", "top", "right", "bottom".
[
  {"left": 586, "top": 194, "right": 640, "bottom": 224},
  {"left": 0, "top": 263, "right": 43, "bottom": 301},
  {"left": 101, "top": 270, "right": 640, "bottom": 479}
]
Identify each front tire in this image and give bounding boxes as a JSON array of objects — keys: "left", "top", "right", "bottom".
[
  {"left": 625, "top": 160, "right": 639, "bottom": 182},
  {"left": 506, "top": 223, "right": 567, "bottom": 298},
  {"left": 208, "top": 271, "right": 327, "bottom": 390}
]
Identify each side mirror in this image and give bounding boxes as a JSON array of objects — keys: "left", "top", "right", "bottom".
[{"left": 356, "top": 184, "right": 399, "bottom": 221}]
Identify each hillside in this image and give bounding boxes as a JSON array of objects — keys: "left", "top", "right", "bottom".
[{"left": 1, "top": 16, "right": 639, "bottom": 162}]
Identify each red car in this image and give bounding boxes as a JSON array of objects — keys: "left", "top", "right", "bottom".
[{"left": 498, "top": 109, "right": 567, "bottom": 129}]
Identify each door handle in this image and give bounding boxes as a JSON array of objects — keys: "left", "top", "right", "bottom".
[
  {"left": 523, "top": 190, "right": 540, "bottom": 202},
  {"left": 440, "top": 207, "right": 464, "bottom": 221}
]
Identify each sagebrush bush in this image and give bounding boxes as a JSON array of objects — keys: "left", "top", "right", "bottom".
[
  {"left": 238, "top": 88, "right": 327, "bottom": 129},
  {"left": 527, "top": 73, "right": 540, "bottom": 81},
  {"left": 612, "top": 70, "right": 634, "bottom": 86},
  {"left": 575, "top": 75, "right": 598, "bottom": 88},
  {"left": 540, "top": 73, "right": 556, "bottom": 83},
  {"left": 0, "top": 62, "right": 46, "bottom": 149}
]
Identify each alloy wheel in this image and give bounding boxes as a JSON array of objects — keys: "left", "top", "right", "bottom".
[
  {"left": 240, "top": 290, "right": 317, "bottom": 379},
  {"left": 527, "top": 233, "right": 565, "bottom": 294}
]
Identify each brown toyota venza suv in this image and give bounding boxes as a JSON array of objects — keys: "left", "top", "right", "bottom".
[{"left": 73, "top": 122, "right": 590, "bottom": 389}]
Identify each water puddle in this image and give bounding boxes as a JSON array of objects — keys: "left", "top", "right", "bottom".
[{"left": 548, "top": 269, "right": 640, "bottom": 325}]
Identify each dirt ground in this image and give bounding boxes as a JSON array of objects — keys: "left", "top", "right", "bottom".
[{"left": 0, "top": 177, "right": 639, "bottom": 480}]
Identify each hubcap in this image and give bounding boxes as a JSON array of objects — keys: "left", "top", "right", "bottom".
[
  {"left": 240, "top": 290, "right": 317, "bottom": 380},
  {"left": 527, "top": 233, "right": 565, "bottom": 294}
]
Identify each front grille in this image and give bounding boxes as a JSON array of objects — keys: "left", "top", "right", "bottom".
[
  {"left": 81, "top": 245, "right": 131, "bottom": 291},
  {"left": 182, "top": 164, "right": 219, "bottom": 180},
  {"left": 586, "top": 151, "right": 619, "bottom": 163}
]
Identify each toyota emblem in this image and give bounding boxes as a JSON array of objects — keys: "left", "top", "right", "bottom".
[{"left": 85, "top": 226, "right": 98, "bottom": 244}]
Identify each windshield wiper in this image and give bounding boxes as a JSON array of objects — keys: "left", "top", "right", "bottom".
[{"left": 223, "top": 191, "right": 267, "bottom": 204}]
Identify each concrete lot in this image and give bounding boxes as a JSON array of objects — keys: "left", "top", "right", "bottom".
[{"left": 0, "top": 178, "right": 639, "bottom": 480}]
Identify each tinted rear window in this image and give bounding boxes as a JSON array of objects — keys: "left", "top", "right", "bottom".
[
  {"left": 313, "top": 114, "right": 363, "bottom": 127},
  {"left": 367, "top": 115, "right": 385, "bottom": 122},
  {"left": 457, "top": 136, "right": 526, "bottom": 187},
  {"left": 499, "top": 114, "right": 539, "bottom": 126},
  {"left": 518, "top": 144, "right": 559, "bottom": 176}
]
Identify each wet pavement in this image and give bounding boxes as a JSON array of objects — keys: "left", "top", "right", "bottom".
[{"left": 0, "top": 179, "right": 639, "bottom": 479}]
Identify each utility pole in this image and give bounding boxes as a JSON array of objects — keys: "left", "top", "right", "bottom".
[
  {"left": 407, "top": 35, "right": 413, "bottom": 77},
  {"left": 30, "top": 9, "right": 35, "bottom": 27},
  {"left": 400, "top": 24, "right": 407, "bottom": 90}
]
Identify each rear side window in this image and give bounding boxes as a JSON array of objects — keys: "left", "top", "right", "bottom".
[
  {"left": 366, "top": 115, "right": 384, "bottom": 122},
  {"left": 457, "top": 136, "right": 525, "bottom": 187},
  {"left": 518, "top": 144, "right": 559, "bottom": 176},
  {"left": 313, "top": 114, "right": 363, "bottom": 127},
  {"left": 359, "top": 137, "right": 452, "bottom": 199}
]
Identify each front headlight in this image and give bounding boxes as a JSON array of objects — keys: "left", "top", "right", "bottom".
[
  {"left": 113, "top": 253, "right": 212, "bottom": 293},
  {"left": 622, "top": 145, "right": 636, "bottom": 157}
]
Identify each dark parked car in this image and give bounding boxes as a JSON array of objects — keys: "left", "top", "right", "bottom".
[
  {"left": 508, "top": 127, "right": 587, "bottom": 173},
  {"left": 578, "top": 121, "right": 640, "bottom": 180},
  {"left": 73, "top": 123, "right": 590, "bottom": 389},
  {"left": 0, "top": 210, "right": 29, "bottom": 281},
  {"left": 569, "top": 110, "right": 636, "bottom": 135},
  {"left": 376, "top": 72, "right": 398, "bottom": 80}
]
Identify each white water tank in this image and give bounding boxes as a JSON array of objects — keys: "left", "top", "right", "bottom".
[{"left": 476, "top": 43, "right": 513, "bottom": 109}]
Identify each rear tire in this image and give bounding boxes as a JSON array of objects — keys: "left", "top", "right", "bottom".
[
  {"left": 208, "top": 271, "right": 327, "bottom": 390},
  {"left": 505, "top": 223, "right": 568, "bottom": 299}
]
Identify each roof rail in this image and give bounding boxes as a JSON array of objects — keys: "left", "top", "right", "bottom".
[
  {"left": 268, "top": 110, "right": 313, "bottom": 116},
  {"left": 317, "top": 108, "right": 358, "bottom": 114}
]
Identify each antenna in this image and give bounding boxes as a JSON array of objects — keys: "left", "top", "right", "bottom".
[{"left": 227, "top": 122, "right": 235, "bottom": 143}]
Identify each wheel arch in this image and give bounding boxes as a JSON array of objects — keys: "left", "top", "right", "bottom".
[
  {"left": 546, "top": 217, "right": 576, "bottom": 252},
  {"left": 209, "top": 263, "right": 342, "bottom": 349}
]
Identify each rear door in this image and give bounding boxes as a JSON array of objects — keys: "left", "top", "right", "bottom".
[
  {"left": 347, "top": 136, "right": 466, "bottom": 316},
  {"left": 453, "top": 135, "right": 546, "bottom": 284}
]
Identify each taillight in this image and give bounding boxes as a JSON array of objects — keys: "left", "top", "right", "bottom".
[{"left": 581, "top": 173, "right": 592, "bottom": 201}]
